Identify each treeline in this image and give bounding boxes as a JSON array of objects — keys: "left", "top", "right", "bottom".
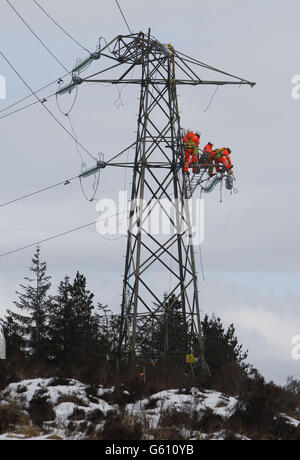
[
  {"left": 0, "top": 247, "right": 252, "bottom": 389},
  {"left": 1, "top": 247, "right": 115, "bottom": 367}
]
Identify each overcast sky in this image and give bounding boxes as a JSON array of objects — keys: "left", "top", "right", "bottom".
[{"left": 0, "top": 0, "right": 300, "bottom": 384}]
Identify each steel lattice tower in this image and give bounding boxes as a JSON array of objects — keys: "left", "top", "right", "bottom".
[{"left": 78, "top": 30, "right": 255, "bottom": 371}]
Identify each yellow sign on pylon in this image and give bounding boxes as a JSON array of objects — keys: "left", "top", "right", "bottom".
[{"left": 186, "top": 354, "right": 195, "bottom": 364}]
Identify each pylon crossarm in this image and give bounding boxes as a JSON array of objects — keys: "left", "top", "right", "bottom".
[
  {"left": 82, "top": 78, "right": 253, "bottom": 86},
  {"left": 174, "top": 49, "right": 256, "bottom": 86}
]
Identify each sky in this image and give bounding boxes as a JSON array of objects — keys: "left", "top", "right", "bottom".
[{"left": 0, "top": 0, "right": 300, "bottom": 384}]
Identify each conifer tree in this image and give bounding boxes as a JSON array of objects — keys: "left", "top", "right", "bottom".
[
  {"left": 1, "top": 246, "right": 51, "bottom": 359},
  {"left": 200, "top": 314, "right": 249, "bottom": 375},
  {"left": 48, "top": 272, "right": 107, "bottom": 365}
]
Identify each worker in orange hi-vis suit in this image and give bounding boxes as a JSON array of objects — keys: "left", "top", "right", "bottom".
[
  {"left": 211, "top": 147, "right": 233, "bottom": 174},
  {"left": 183, "top": 130, "right": 196, "bottom": 173},
  {"left": 203, "top": 142, "right": 215, "bottom": 176},
  {"left": 203, "top": 142, "right": 213, "bottom": 156},
  {"left": 192, "top": 132, "right": 201, "bottom": 172}
]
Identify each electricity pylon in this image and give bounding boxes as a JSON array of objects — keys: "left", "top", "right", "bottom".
[{"left": 71, "top": 30, "right": 255, "bottom": 371}]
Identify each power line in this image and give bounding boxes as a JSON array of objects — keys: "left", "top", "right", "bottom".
[
  {"left": 0, "top": 73, "right": 68, "bottom": 116},
  {"left": 0, "top": 210, "right": 127, "bottom": 259},
  {"left": 0, "top": 175, "right": 79, "bottom": 209},
  {"left": 32, "top": 0, "right": 90, "bottom": 53},
  {"left": 0, "top": 91, "right": 57, "bottom": 121},
  {"left": 0, "top": 147, "right": 136, "bottom": 210},
  {"left": 0, "top": 99, "right": 41, "bottom": 120},
  {"left": 0, "top": 48, "right": 97, "bottom": 161},
  {"left": 115, "top": 0, "right": 133, "bottom": 35},
  {"left": 6, "top": 0, "right": 70, "bottom": 75}
]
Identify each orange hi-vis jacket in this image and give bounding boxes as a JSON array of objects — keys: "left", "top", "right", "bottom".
[
  {"left": 193, "top": 135, "right": 200, "bottom": 164},
  {"left": 204, "top": 143, "right": 213, "bottom": 156},
  {"left": 204, "top": 144, "right": 215, "bottom": 176},
  {"left": 183, "top": 132, "right": 196, "bottom": 172},
  {"left": 212, "top": 148, "right": 232, "bottom": 171}
]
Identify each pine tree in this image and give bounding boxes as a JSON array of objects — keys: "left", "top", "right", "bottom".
[
  {"left": 201, "top": 314, "right": 249, "bottom": 375},
  {"left": 93, "top": 304, "right": 118, "bottom": 360},
  {"left": 1, "top": 246, "right": 51, "bottom": 359},
  {"left": 48, "top": 272, "right": 107, "bottom": 365},
  {"left": 46, "top": 276, "right": 70, "bottom": 362}
]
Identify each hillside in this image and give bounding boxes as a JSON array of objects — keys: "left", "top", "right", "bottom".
[{"left": 1, "top": 377, "right": 300, "bottom": 441}]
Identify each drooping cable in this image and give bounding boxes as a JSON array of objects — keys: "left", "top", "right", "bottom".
[
  {"left": 203, "top": 86, "right": 220, "bottom": 113},
  {"left": 56, "top": 82, "right": 79, "bottom": 117},
  {"left": 79, "top": 161, "right": 101, "bottom": 202}
]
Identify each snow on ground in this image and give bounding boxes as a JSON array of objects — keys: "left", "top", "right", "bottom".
[
  {"left": 127, "top": 388, "right": 238, "bottom": 424},
  {"left": 280, "top": 414, "right": 300, "bottom": 428},
  {"left": 1, "top": 379, "right": 300, "bottom": 440},
  {"left": 3, "top": 378, "right": 114, "bottom": 412},
  {"left": 127, "top": 388, "right": 238, "bottom": 439},
  {"left": 1, "top": 378, "right": 117, "bottom": 440}
]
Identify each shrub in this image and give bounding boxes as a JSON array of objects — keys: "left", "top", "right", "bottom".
[
  {"left": 85, "top": 384, "right": 100, "bottom": 404},
  {"left": 101, "top": 414, "right": 143, "bottom": 440},
  {"left": 159, "top": 405, "right": 224, "bottom": 435},
  {"left": 159, "top": 407, "right": 193, "bottom": 429},
  {"left": 28, "top": 390, "right": 55, "bottom": 427},
  {"left": 0, "top": 401, "right": 31, "bottom": 434},
  {"left": 87, "top": 409, "right": 105, "bottom": 424},
  {"left": 147, "top": 427, "right": 186, "bottom": 440},
  {"left": 270, "top": 416, "right": 300, "bottom": 441},
  {"left": 47, "top": 377, "right": 71, "bottom": 387},
  {"left": 229, "top": 378, "right": 298, "bottom": 439},
  {"left": 69, "top": 408, "right": 86, "bottom": 421},
  {"left": 286, "top": 377, "right": 300, "bottom": 403},
  {"left": 197, "top": 408, "right": 224, "bottom": 434}
]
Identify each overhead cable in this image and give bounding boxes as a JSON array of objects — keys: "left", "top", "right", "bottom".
[
  {"left": 0, "top": 210, "right": 127, "bottom": 259},
  {"left": 32, "top": 0, "right": 90, "bottom": 53},
  {"left": 114, "top": 0, "right": 133, "bottom": 35},
  {"left": 0, "top": 175, "right": 79, "bottom": 209},
  {"left": 0, "top": 48, "right": 97, "bottom": 161},
  {"left": 6, "top": 0, "right": 70, "bottom": 74},
  {"left": 0, "top": 73, "right": 68, "bottom": 116}
]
